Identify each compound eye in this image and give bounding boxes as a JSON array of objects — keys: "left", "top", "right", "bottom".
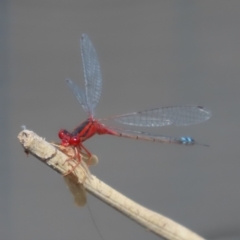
[
  {"left": 58, "top": 130, "right": 66, "bottom": 139},
  {"left": 69, "top": 136, "right": 80, "bottom": 146}
]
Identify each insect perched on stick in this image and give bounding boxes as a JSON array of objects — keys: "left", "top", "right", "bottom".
[{"left": 58, "top": 34, "right": 211, "bottom": 171}]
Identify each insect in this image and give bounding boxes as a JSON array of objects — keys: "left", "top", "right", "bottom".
[{"left": 58, "top": 34, "right": 211, "bottom": 169}]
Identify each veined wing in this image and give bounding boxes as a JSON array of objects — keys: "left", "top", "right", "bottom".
[
  {"left": 81, "top": 34, "right": 102, "bottom": 116},
  {"left": 110, "top": 106, "right": 211, "bottom": 127},
  {"left": 66, "top": 79, "right": 89, "bottom": 113}
]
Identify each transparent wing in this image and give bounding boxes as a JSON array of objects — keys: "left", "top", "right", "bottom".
[
  {"left": 66, "top": 79, "right": 89, "bottom": 113},
  {"left": 81, "top": 34, "right": 102, "bottom": 116},
  {"left": 110, "top": 106, "right": 211, "bottom": 127}
]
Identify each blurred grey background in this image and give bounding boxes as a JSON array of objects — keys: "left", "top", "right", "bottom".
[{"left": 1, "top": 1, "right": 240, "bottom": 239}]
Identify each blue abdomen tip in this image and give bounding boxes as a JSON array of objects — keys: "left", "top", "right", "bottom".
[{"left": 180, "top": 137, "right": 195, "bottom": 145}]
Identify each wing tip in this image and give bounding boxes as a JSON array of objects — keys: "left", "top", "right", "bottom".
[
  {"left": 197, "top": 106, "right": 212, "bottom": 119},
  {"left": 81, "top": 33, "right": 90, "bottom": 42},
  {"left": 66, "top": 78, "right": 73, "bottom": 85}
]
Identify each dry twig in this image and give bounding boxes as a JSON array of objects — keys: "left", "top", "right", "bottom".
[{"left": 18, "top": 129, "right": 205, "bottom": 240}]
